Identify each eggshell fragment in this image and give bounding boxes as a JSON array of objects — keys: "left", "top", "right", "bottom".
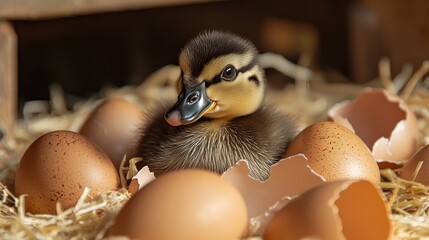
[
  {"left": 328, "top": 88, "right": 419, "bottom": 167},
  {"left": 263, "top": 180, "right": 391, "bottom": 240},
  {"left": 79, "top": 98, "right": 143, "bottom": 170},
  {"left": 285, "top": 121, "right": 380, "bottom": 183},
  {"left": 127, "top": 166, "right": 155, "bottom": 195},
  {"left": 109, "top": 169, "right": 248, "bottom": 240},
  {"left": 399, "top": 144, "right": 429, "bottom": 184},
  {"left": 15, "top": 130, "right": 120, "bottom": 214},
  {"left": 222, "top": 155, "right": 325, "bottom": 219},
  {"left": 250, "top": 197, "right": 293, "bottom": 236}
]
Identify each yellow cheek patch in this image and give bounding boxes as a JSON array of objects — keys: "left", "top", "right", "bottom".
[{"left": 205, "top": 66, "right": 265, "bottom": 119}]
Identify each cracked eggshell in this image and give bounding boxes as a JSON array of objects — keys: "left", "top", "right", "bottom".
[
  {"left": 221, "top": 155, "right": 325, "bottom": 219},
  {"left": 263, "top": 179, "right": 391, "bottom": 240},
  {"left": 328, "top": 88, "right": 419, "bottom": 167},
  {"left": 109, "top": 169, "right": 248, "bottom": 240},
  {"left": 79, "top": 98, "right": 143, "bottom": 170},
  {"left": 127, "top": 166, "right": 156, "bottom": 195},
  {"left": 15, "top": 130, "right": 120, "bottom": 214},
  {"left": 399, "top": 144, "right": 429, "bottom": 184},
  {"left": 285, "top": 121, "right": 380, "bottom": 183},
  {"left": 222, "top": 155, "right": 325, "bottom": 235}
]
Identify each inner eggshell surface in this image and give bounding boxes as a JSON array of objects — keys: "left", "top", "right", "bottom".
[
  {"left": 263, "top": 179, "right": 391, "bottom": 240},
  {"left": 222, "top": 155, "right": 325, "bottom": 219},
  {"left": 399, "top": 144, "right": 429, "bottom": 184},
  {"left": 328, "top": 88, "right": 419, "bottom": 166}
]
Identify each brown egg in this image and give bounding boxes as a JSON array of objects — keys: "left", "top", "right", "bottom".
[
  {"left": 109, "top": 169, "right": 248, "bottom": 240},
  {"left": 328, "top": 88, "right": 419, "bottom": 168},
  {"left": 15, "top": 130, "right": 120, "bottom": 214},
  {"left": 285, "top": 121, "right": 380, "bottom": 183},
  {"left": 399, "top": 144, "right": 429, "bottom": 184},
  {"left": 263, "top": 180, "right": 391, "bottom": 240},
  {"left": 79, "top": 98, "right": 143, "bottom": 170}
]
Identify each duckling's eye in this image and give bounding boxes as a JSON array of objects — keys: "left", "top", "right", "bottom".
[{"left": 221, "top": 65, "right": 237, "bottom": 81}]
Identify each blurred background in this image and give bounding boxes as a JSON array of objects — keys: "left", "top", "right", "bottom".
[{"left": 3, "top": 0, "right": 429, "bottom": 110}]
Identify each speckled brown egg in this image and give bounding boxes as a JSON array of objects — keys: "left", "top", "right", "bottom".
[
  {"left": 15, "top": 130, "right": 120, "bottom": 214},
  {"left": 108, "top": 169, "right": 248, "bottom": 240},
  {"left": 285, "top": 121, "right": 380, "bottom": 183},
  {"left": 79, "top": 98, "right": 143, "bottom": 170}
]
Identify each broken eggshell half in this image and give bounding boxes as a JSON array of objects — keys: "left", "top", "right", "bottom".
[
  {"left": 129, "top": 155, "right": 326, "bottom": 219},
  {"left": 263, "top": 179, "right": 392, "bottom": 240},
  {"left": 221, "top": 154, "right": 326, "bottom": 235},
  {"left": 399, "top": 144, "right": 429, "bottom": 185},
  {"left": 328, "top": 88, "right": 419, "bottom": 168}
]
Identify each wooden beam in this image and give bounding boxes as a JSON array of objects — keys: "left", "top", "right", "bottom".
[
  {"left": 0, "top": 21, "right": 17, "bottom": 142},
  {"left": 0, "top": 0, "right": 217, "bottom": 20}
]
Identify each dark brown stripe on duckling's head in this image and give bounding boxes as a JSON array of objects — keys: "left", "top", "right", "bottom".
[
  {"left": 248, "top": 75, "right": 260, "bottom": 86},
  {"left": 179, "top": 31, "right": 257, "bottom": 82},
  {"left": 205, "top": 57, "right": 259, "bottom": 88}
]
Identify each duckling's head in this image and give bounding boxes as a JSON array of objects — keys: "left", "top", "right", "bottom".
[{"left": 165, "top": 31, "right": 265, "bottom": 126}]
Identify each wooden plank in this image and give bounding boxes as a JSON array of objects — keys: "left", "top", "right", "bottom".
[
  {"left": 348, "top": 3, "right": 382, "bottom": 83},
  {"left": 0, "top": 21, "right": 17, "bottom": 142},
  {"left": 0, "top": 0, "right": 216, "bottom": 20}
]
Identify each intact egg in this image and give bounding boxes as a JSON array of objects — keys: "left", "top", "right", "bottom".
[
  {"left": 399, "top": 144, "right": 429, "bottom": 184},
  {"left": 263, "top": 180, "right": 391, "bottom": 240},
  {"left": 285, "top": 121, "right": 380, "bottom": 183},
  {"left": 328, "top": 88, "right": 419, "bottom": 167},
  {"left": 15, "top": 130, "right": 120, "bottom": 214},
  {"left": 108, "top": 169, "right": 248, "bottom": 240},
  {"left": 79, "top": 98, "right": 143, "bottom": 170}
]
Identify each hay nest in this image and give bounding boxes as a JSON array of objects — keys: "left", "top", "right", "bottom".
[{"left": 0, "top": 55, "right": 428, "bottom": 239}]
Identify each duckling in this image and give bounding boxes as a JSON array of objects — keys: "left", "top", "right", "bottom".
[{"left": 134, "top": 31, "right": 298, "bottom": 180}]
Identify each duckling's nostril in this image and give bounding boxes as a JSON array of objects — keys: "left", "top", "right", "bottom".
[
  {"left": 166, "top": 111, "right": 182, "bottom": 126},
  {"left": 187, "top": 92, "right": 200, "bottom": 105}
]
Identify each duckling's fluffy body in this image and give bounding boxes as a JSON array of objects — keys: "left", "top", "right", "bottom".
[
  {"left": 136, "top": 104, "right": 297, "bottom": 180},
  {"left": 134, "top": 31, "right": 298, "bottom": 180}
]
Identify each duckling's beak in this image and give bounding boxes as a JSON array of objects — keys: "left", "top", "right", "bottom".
[{"left": 165, "top": 81, "right": 216, "bottom": 126}]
